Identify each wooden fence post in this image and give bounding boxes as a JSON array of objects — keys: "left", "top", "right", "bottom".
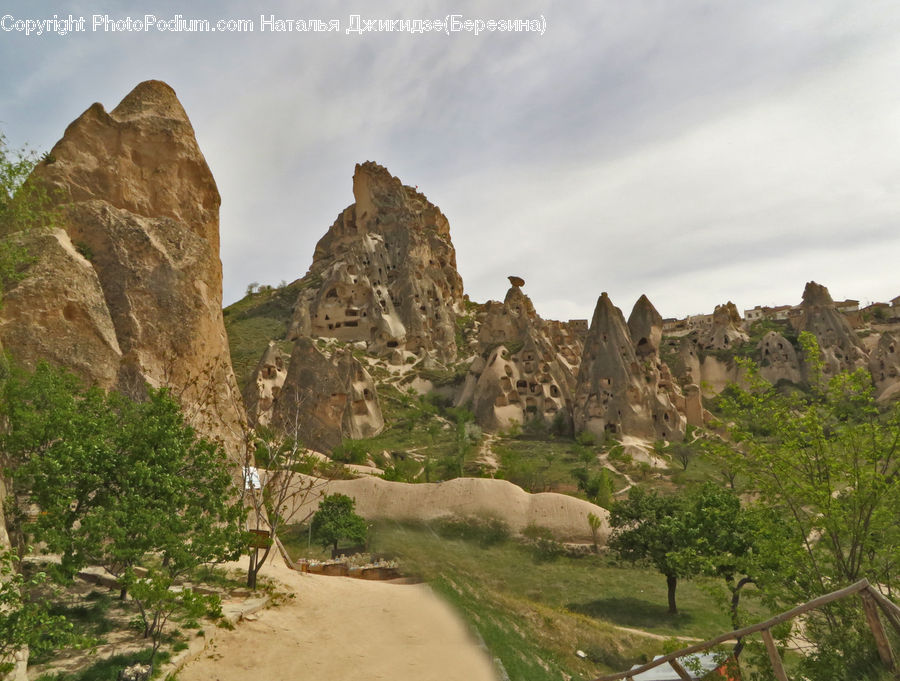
[
  {"left": 667, "top": 659, "right": 692, "bottom": 681},
  {"left": 760, "top": 629, "right": 790, "bottom": 681},
  {"left": 860, "top": 591, "right": 895, "bottom": 671}
]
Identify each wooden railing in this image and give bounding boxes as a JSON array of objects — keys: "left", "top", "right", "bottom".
[{"left": 592, "top": 579, "right": 900, "bottom": 681}]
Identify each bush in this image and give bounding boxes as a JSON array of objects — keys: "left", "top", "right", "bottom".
[
  {"left": 436, "top": 516, "right": 510, "bottom": 547},
  {"left": 330, "top": 439, "right": 370, "bottom": 465}
]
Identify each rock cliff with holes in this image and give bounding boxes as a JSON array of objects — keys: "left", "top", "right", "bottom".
[
  {"left": 261, "top": 338, "right": 384, "bottom": 453},
  {"left": 868, "top": 332, "right": 900, "bottom": 402},
  {"left": 628, "top": 295, "right": 706, "bottom": 427},
  {"left": 286, "top": 162, "right": 464, "bottom": 362},
  {"left": 697, "top": 302, "right": 749, "bottom": 351},
  {"left": 459, "top": 278, "right": 584, "bottom": 432},
  {"left": 757, "top": 330, "right": 803, "bottom": 386},
  {"left": 797, "top": 281, "right": 868, "bottom": 378},
  {"left": 574, "top": 293, "right": 687, "bottom": 441},
  {"left": 0, "top": 80, "right": 246, "bottom": 454}
]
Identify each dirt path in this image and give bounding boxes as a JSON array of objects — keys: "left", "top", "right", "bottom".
[{"left": 178, "top": 556, "right": 498, "bottom": 681}]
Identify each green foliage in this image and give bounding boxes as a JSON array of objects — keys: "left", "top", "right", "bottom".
[
  {"left": 434, "top": 516, "right": 510, "bottom": 547},
  {"left": 330, "top": 438, "right": 370, "bottom": 465},
  {"left": 124, "top": 567, "right": 219, "bottom": 669},
  {"left": 0, "top": 551, "right": 74, "bottom": 674},
  {"left": 0, "top": 134, "right": 58, "bottom": 300},
  {"left": 710, "top": 333, "right": 900, "bottom": 679},
  {"left": 1, "top": 362, "right": 246, "bottom": 583},
  {"left": 311, "top": 493, "right": 368, "bottom": 553},
  {"left": 572, "top": 467, "right": 613, "bottom": 507}
]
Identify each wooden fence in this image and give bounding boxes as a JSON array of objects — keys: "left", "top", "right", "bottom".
[{"left": 592, "top": 579, "right": 900, "bottom": 681}]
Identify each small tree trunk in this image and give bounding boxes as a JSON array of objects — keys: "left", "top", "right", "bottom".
[
  {"left": 247, "top": 548, "right": 257, "bottom": 589},
  {"left": 667, "top": 574, "right": 678, "bottom": 615},
  {"left": 119, "top": 585, "right": 128, "bottom": 601}
]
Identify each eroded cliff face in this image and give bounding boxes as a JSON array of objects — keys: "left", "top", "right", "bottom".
[
  {"left": 798, "top": 281, "right": 867, "bottom": 378},
  {"left": 287, "top": 162, "right": 464, "bottom": 361},
  {"left": 869, "top": 332, "right": 900, "bottom": 401},
  {"left": 0, "top": 80, "right": 246, "bottom": 454},
  {"left": 264, "top": 338, "right": 384, "bottom": 453},
  {"left": 464, "top": 281, "right": 582, "bottom": 431},
  {"left": 574, "top": 293, "right": 686, "bottom": 442}
]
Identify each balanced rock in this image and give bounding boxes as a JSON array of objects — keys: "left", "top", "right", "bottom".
[
  {"left": 465, "top": 282, "right": 580, "bottom": 431},
  {"left": 798, "top": 281, "right": 867, "bottom": 377},
  {"left": 573, "top": 293, "right": 685, "bottom": 441},
  {"left": 287, "top": 162, "right": 464, "bottom": 361},
  {"left": 268, "top": 338, "right": 384, "bottom": 453},
  {"left": 2, "top": 81, "right": 246, "bottom": 453}
]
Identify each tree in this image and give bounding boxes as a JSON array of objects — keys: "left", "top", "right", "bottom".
[
  {"left": 0, "top": 549, "right": 74, "bottom": 675},
  {"left": 311, "top": 493, "right": 367, "bottom": 555},
  {"left": 710, "top": 333, "right": 900, "bottom": 679},
  {"left": 240, "top": 423, "right": 328, "bottom": 589},
  {"left": 609, "top": 487, "right": 697, "bottom": 614},
  {"left": 1, "top": 362, "right": 246, "bottom": 590},
  {"left": 0, "top": 133, "right": 56, "bottom": 299}
]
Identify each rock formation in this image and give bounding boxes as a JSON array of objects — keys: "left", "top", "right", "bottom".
[
  {"left": 574, "top": 293, "right": 686, "bottom": 441},
  {"left": 264, "top": 338, "right": 384, "bottom": 453},
  {"left": 757, "top": 331, "right": 803, "bottom": 385},
  {"left": 628, "top": 295, "right": 699, "bottom": 428},
  {"left": 295, "top": 475, "right": 611, "bottom": 544},
  {"left": 869, "top": 332, "right": 900, "bottom": 401},
  {"left": 287, "top": 162, "right": 464, "bottom": 361},
  {"left": 697, "top": 302, "right": 748, "bottom": 351},
  {"left": 797, "top": 281, "right": 867, "bottom": 377},
  {"left": 0, "top": 80, "right": 246, "bottom": 454},
  {"left": 463, "top": 282, "right": 581, "bottom": 431},
  {"left": 242, "top": 341, "right": 290, "bottom": 426}
]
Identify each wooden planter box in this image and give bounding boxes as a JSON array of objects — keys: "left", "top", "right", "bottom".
[{"left": 320, "top": 563, "right": 348, "bottom": 577}]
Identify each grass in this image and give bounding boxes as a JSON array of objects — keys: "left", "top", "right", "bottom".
[
  {"left": 356, "top": 521, "right": 771, "bottom": 680},
  {"left": 222, "top": 282, "right": 302, "bottom": 390},
  {"left": 35, "top": 649, "right": 171, "bottom": 681}
]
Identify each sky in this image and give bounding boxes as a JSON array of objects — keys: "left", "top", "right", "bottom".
[{"left": 1, "top": 0, "right": 898, "bottom": 322}]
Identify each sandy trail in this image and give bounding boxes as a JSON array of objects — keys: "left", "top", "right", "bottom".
[{"left": 178, "top": 556, "right": 498, "bottom": 681}]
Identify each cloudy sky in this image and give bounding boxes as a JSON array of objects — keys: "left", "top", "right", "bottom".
[{"left": 1, "top": 0, "right": 898, "bottom": 321}]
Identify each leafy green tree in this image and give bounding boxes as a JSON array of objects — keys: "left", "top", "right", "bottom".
[
  {"left": 1, "top": 362, "right": 246, "bottom": 590},
  {"left": 711, "top": 333, "right": 900, "bottom": 679},
  {"left": 609, "top": 487, "right": 697, "bottom": 614},
  {"left": 123, "top": 566, "right": 220, "bottom": 672},
  {"left": 0, "top": 549, "right": 75, "bottom": 675},
  {"left": 311, "top": 493, "right": 367, "bottom": 555},
  {"left": 0, "top": 134, "right": 56, "bottom": 298}
]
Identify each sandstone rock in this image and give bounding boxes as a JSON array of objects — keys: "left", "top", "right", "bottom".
[
  {"left": 243, "top": 341, "right": 290, "bottom": 426},
  {"left": 288, "top": 162, "right": 464, "bottom": 361},
  {"left": 0, "top": 229, "right": 121, "bottom": 387},
  {"left": 869, "top": 332, "right": 900, "bottom": 401},
  {"left": 698, "top": 302, "right": 748, "bottom": 351},
  {"left": 628, "top": 294, "right": 663, "bottom": 358},
  {"left": 574, "top": 293, "right": 685, "bottom": 441},
  {"left": 798, "top": 281, "right": 867, "bottom": 377},
  {"left": 507, "top": 275, "right": 525, "bottom": 288},
  {"left": 293, "top": 475, "right": 611, "bottom": 544},
  {"left": 4, "top": 81, "right": 246, "bottom": 454},
  {"left": 757, "top": 331, "right": 803, "bottom": 385},
  {"left": 268, "top": 338, "right": 383, "bottom": 452},
  {"left": 467, "top": 283, "right": 580, "bottom": 432}
]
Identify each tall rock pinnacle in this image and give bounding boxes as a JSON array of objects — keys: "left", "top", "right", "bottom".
[
  {"left": 287, "top": 161, "right": 464, "bottom": 361},
  {"left": 0, "top": 80, "right": 246, "bottom": 454}
]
